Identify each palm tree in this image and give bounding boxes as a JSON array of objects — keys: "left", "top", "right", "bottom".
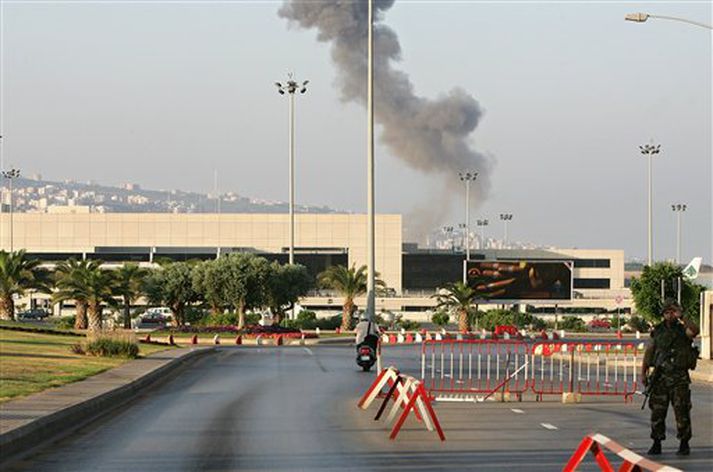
[
  {"left": 55, "top": 260, "right": 116, "bottom": 336},
  {"left": 54, "top": 258, "right": 102, "bottom": 329},
  {"left": 432, "top": 281, "right": 475, "bottom": 333},
  {"left": 114, "top": 263, "right": 149, "bottom": 329},
  {"left": 317, "top": 264, "right": 385, "bottom": 331},
  {"left": 0, "top": 250, "right": 47, "bottom": 320}
]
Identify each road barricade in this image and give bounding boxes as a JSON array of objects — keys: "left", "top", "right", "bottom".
[
  {"left": 411, "top": 339, "right": 641, "bottom": 402},
  {"left": 530, "top": 342, "right": 640, "bottom": 401},
  {"left": 358, "top": 366, "right": 445, "bottom": 441},
  {"left": 421, "top": 340, "right": 530, "bottom": 399},
  {"left": 563, "top": 433, "right": 681, "bottom": 471}
]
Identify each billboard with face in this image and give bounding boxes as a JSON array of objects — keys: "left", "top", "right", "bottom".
[{"left": 465, "top": 260, "right": 573, "bottom": 301}]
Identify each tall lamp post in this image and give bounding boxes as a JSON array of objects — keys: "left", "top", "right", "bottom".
[
  {"left": 459, "top": 171, "right": 478, "bottom": 260},
  {"left": 275, "top": 74, "right": 309, "bottom": 265},
  {"left": 366, "top": 0, "right": 376, "bottom": 321},
  {"left": 443, "top": 226, "right": 455, "bottom": 252},
  {"left": 477, "top": 219, "right": 489, "bottom": 249},
  {"left": 2, "top": 168, "right": 20, "bottom": 252},
  {"left": 499, "top": 213, "right": 513, "bottom": 249},
  {"left": 671, "top": 203, "right": 687, "bottom": 264},
  {"left": 639, "top": 142, "right": 661, "bottom": 266},
  {"left": 625, "top": 12, "right": 712, "bottom": 30}
]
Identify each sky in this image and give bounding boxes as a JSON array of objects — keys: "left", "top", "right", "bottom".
[{"left": 0, "top": 0, "right": 711, "bottom": 264}]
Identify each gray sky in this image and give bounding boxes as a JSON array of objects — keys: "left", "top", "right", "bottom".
[{"left": 1, "top": 0, "right": 711, "bottom": 264}]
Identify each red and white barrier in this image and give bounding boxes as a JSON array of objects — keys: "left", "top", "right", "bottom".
[
  {"left": 358, "top": 366, "right": 445, "bottom": 441},
  {"left": 563, "top": 433, "right": 681, "bottom": 472}
]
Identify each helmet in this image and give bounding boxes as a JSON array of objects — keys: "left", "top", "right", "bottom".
[{"left": 359, "top": 313, "right": 369, "bottom": 322}]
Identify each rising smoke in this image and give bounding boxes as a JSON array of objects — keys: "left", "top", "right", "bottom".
[{"left": 278, "top": 0, "right": 493, "bottom": 241}]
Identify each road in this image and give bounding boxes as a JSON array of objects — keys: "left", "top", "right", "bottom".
[{"left": 5, "top": 345, "right": 712, "bottom": 471}]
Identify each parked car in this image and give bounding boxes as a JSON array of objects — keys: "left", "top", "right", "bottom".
[{"left": 18, "top": 309, "right": 50, "bottom": 320}]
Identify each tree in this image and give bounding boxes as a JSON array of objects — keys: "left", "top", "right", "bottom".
[
  {"left": 630, "top": 262, "right": 705, "bottom": 324},
  {"left": 432, "top": 282, "right": 475, "bottom": 332},
  {"left": 145, "top": 262, "right": 198, "bottom": 326},
  {"left": 114, "top": 263, "right": 150, "bottom": 329},
  {"left": 317, "top": 264, "right": 385, "bottom": 331},
  {"left": 54, "top": 258, "right": 103, "bottom": 329},
  {"left": 55, "top": 260, "right": 117, "bottom": 336},
  {"left": 191, "top": 260, "right": 225, "bottom": 315},
  {"left": 0, "top": 250, "right": 48, "bottom": 320},
  {"left": 265, "top": 262, "right": 312, "bottom": 325}
]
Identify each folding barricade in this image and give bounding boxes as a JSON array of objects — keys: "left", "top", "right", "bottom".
[
  {"left": 358, "top": 366, "right": 445, "bottom": 441},
  {"left": 563, "top": 433, "right": 681, "bottom": 472},
  {"left": 420, "top": 340, "right": 530, "bottom": 400},
  {"left": 530, "top": 342, "right": 641, "bottom": 401}
]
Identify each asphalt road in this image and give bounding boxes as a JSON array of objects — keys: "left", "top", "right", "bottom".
[{"left": 6, "top": 346, "right": 712, "bottom": 471}]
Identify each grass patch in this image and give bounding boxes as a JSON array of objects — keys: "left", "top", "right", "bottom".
[
  {"left": 0, "top": 320, "right": 82, "bottom": 336},
  {"left": 0, "top": 328, "right": 171, "bottom": 403}
]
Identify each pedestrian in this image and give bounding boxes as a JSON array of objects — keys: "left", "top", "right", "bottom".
[{"left": 641, "top": 300, "right": 700, "bottom": 456}]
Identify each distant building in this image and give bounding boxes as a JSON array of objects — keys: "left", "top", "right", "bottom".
[{"left": 1, "top": 212, "right": 629, "bottom": 315}]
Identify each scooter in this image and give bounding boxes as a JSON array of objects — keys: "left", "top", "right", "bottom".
[{"left": 356, "top": 342, "right": 377, "bottom": 372}]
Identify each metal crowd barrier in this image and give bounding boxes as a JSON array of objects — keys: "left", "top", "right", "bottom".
[
  {"left": 418, "top": 339, "right": 643, "bottom": 401},
  {"left": 421, "top": 340, "right": 530, "bottom": 396}
]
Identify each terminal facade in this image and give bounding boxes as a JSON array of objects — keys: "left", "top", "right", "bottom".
[{"left": 0, "top": 212, "right": 628, "bottom": 316}]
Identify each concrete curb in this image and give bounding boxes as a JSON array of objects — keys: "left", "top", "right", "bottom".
[{"left": 0, "top": 347, "right": 216, "bottom": 463}]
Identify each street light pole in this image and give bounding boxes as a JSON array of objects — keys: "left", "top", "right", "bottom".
[
  {"left": 477, "top": 218, "right": 489, "bottom": 249},
  {"left": 625, "top": 12, "right": 712, "bottom": 30},
  {"left": 639, "top": 142, "right": 661, "bottom": 266},
  {"left": 275, "top": 74, "right": 309, "bottom": 265},
  {"left": 499, "top": 213, "right": 513, "bottom": 249},
  {"left": 672, "top": 203, "right": 687, "bottom": 264},
  {"left": 2, "top": 168, "right": 20, "bottom": 252},
  {"left": 459, "top": 172, "right": 477, "bottom": 260},
  {"left": 366, "top": 0, "right": 376, "bottom": 322}
]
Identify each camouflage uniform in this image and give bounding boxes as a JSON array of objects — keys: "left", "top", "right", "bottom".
[{"left": 645, "top": 322, "right": 693, "bottom": 442}]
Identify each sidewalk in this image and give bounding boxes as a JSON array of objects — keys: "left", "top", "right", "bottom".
[
  {"left": 0, "top": 346, "right": 214, "bottom": 461},
  {"left": 691, "top": 359, "right": 713, "bottom": 383}
]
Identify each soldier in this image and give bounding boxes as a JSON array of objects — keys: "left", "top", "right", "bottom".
[{"left": 641, "top": 300, "right": 699, "bottom": 456}]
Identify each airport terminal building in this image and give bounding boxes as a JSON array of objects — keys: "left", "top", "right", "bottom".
[{"left": 0, "top": 212, "right": 629, "bottom": 314}]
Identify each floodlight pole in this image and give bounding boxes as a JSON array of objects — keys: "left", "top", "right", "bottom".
[
  {"left": 672, "top": 203, "right": 686, "bottom": 264},
  {"left": 459, "top": 172, "right": 477, "bottom": 260},
  {"left": 275, "top": 73, "right": 309, "bottom": 266},
  {"left": 639, "top": 142, "right": 661, "bottom": 266},
  {"left": 366, "top": 0, "right": 376, "bottom": 322},
  {"left": 1, "top": 168, "right": 20, "bottom": 252}
]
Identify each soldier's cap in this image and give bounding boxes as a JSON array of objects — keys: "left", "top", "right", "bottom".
[{"left": 661, "top": 299, "right": 683, "bottom": 313}]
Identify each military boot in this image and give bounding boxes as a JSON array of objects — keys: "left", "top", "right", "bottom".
[
  {"left": 676, "top": 440, "right": 690, "bottom": 456},
  {"left": 647, "top": 440, "right": 662, "bottom": 455}
]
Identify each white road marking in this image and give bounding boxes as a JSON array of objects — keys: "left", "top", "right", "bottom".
[
  {"left": 511, "top": 408, "right": 525, "bottom": 414},
  {"left": 303, "top": 347, "right": 314, "bottom": 356},
  {"left": 540, "top": 423, "right": 558, "bottom": 430}
]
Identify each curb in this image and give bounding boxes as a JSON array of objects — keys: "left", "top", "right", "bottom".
[{"left": 0, "top": 347, "right": 216, "bottom": 463}]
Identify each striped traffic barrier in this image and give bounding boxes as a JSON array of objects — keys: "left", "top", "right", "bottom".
[{"left": 563, "top": 433, "right": 681, "bottom": 472}]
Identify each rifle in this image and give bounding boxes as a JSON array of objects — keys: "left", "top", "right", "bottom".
[{"left": 641, "top": 349, "right": 673, "bottom": 410}]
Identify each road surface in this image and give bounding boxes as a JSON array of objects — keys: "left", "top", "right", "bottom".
[{"left": 5, "top": 345, "right": 712, "bottom": 471}]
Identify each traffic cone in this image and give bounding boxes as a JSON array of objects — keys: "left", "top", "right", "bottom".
[
  {"left": 276, "top": 335, "right": 283, "bottom": 346},
  {"left": 144, "top": 334, "right": 151, "bottom": 343},
  {"left": 190, "top": 334, "right": 198, "bottom": 345},
  {"left": 235, "top": 335, "right": 242, "bottom": 345},
  {"left": 213, "top": 334, "right": 220, "bottom": 345},
  {"left": 168, "top": 334, "right": 175, "bottom": 345}
]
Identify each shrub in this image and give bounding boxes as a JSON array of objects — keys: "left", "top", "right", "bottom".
[
  {"left": 397, "top": 319, "right": 421, "bottom": 331},
  {"left": 528, "top": 316, "right": 547, "bottom": 331},
  {"left": 53, "top": 316, "right": 76, "bottom": 330},
  {"left": 200, "top": 312, "right": 238, "bottom": 326},
  {"left": 82, "top": 335, "right": 139, "bottom": 359},
  {"left": 185, "top": 307, "right": 207, "bottom": 325},
  {"left": 560, "top": 316, "right": 586, "bottom": 332},
  {"left": 431, "top": 311, "right": 450, "bottom": 328},
  {"left": 628, "top": 314, "right": 651, "bottom": 333}
]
